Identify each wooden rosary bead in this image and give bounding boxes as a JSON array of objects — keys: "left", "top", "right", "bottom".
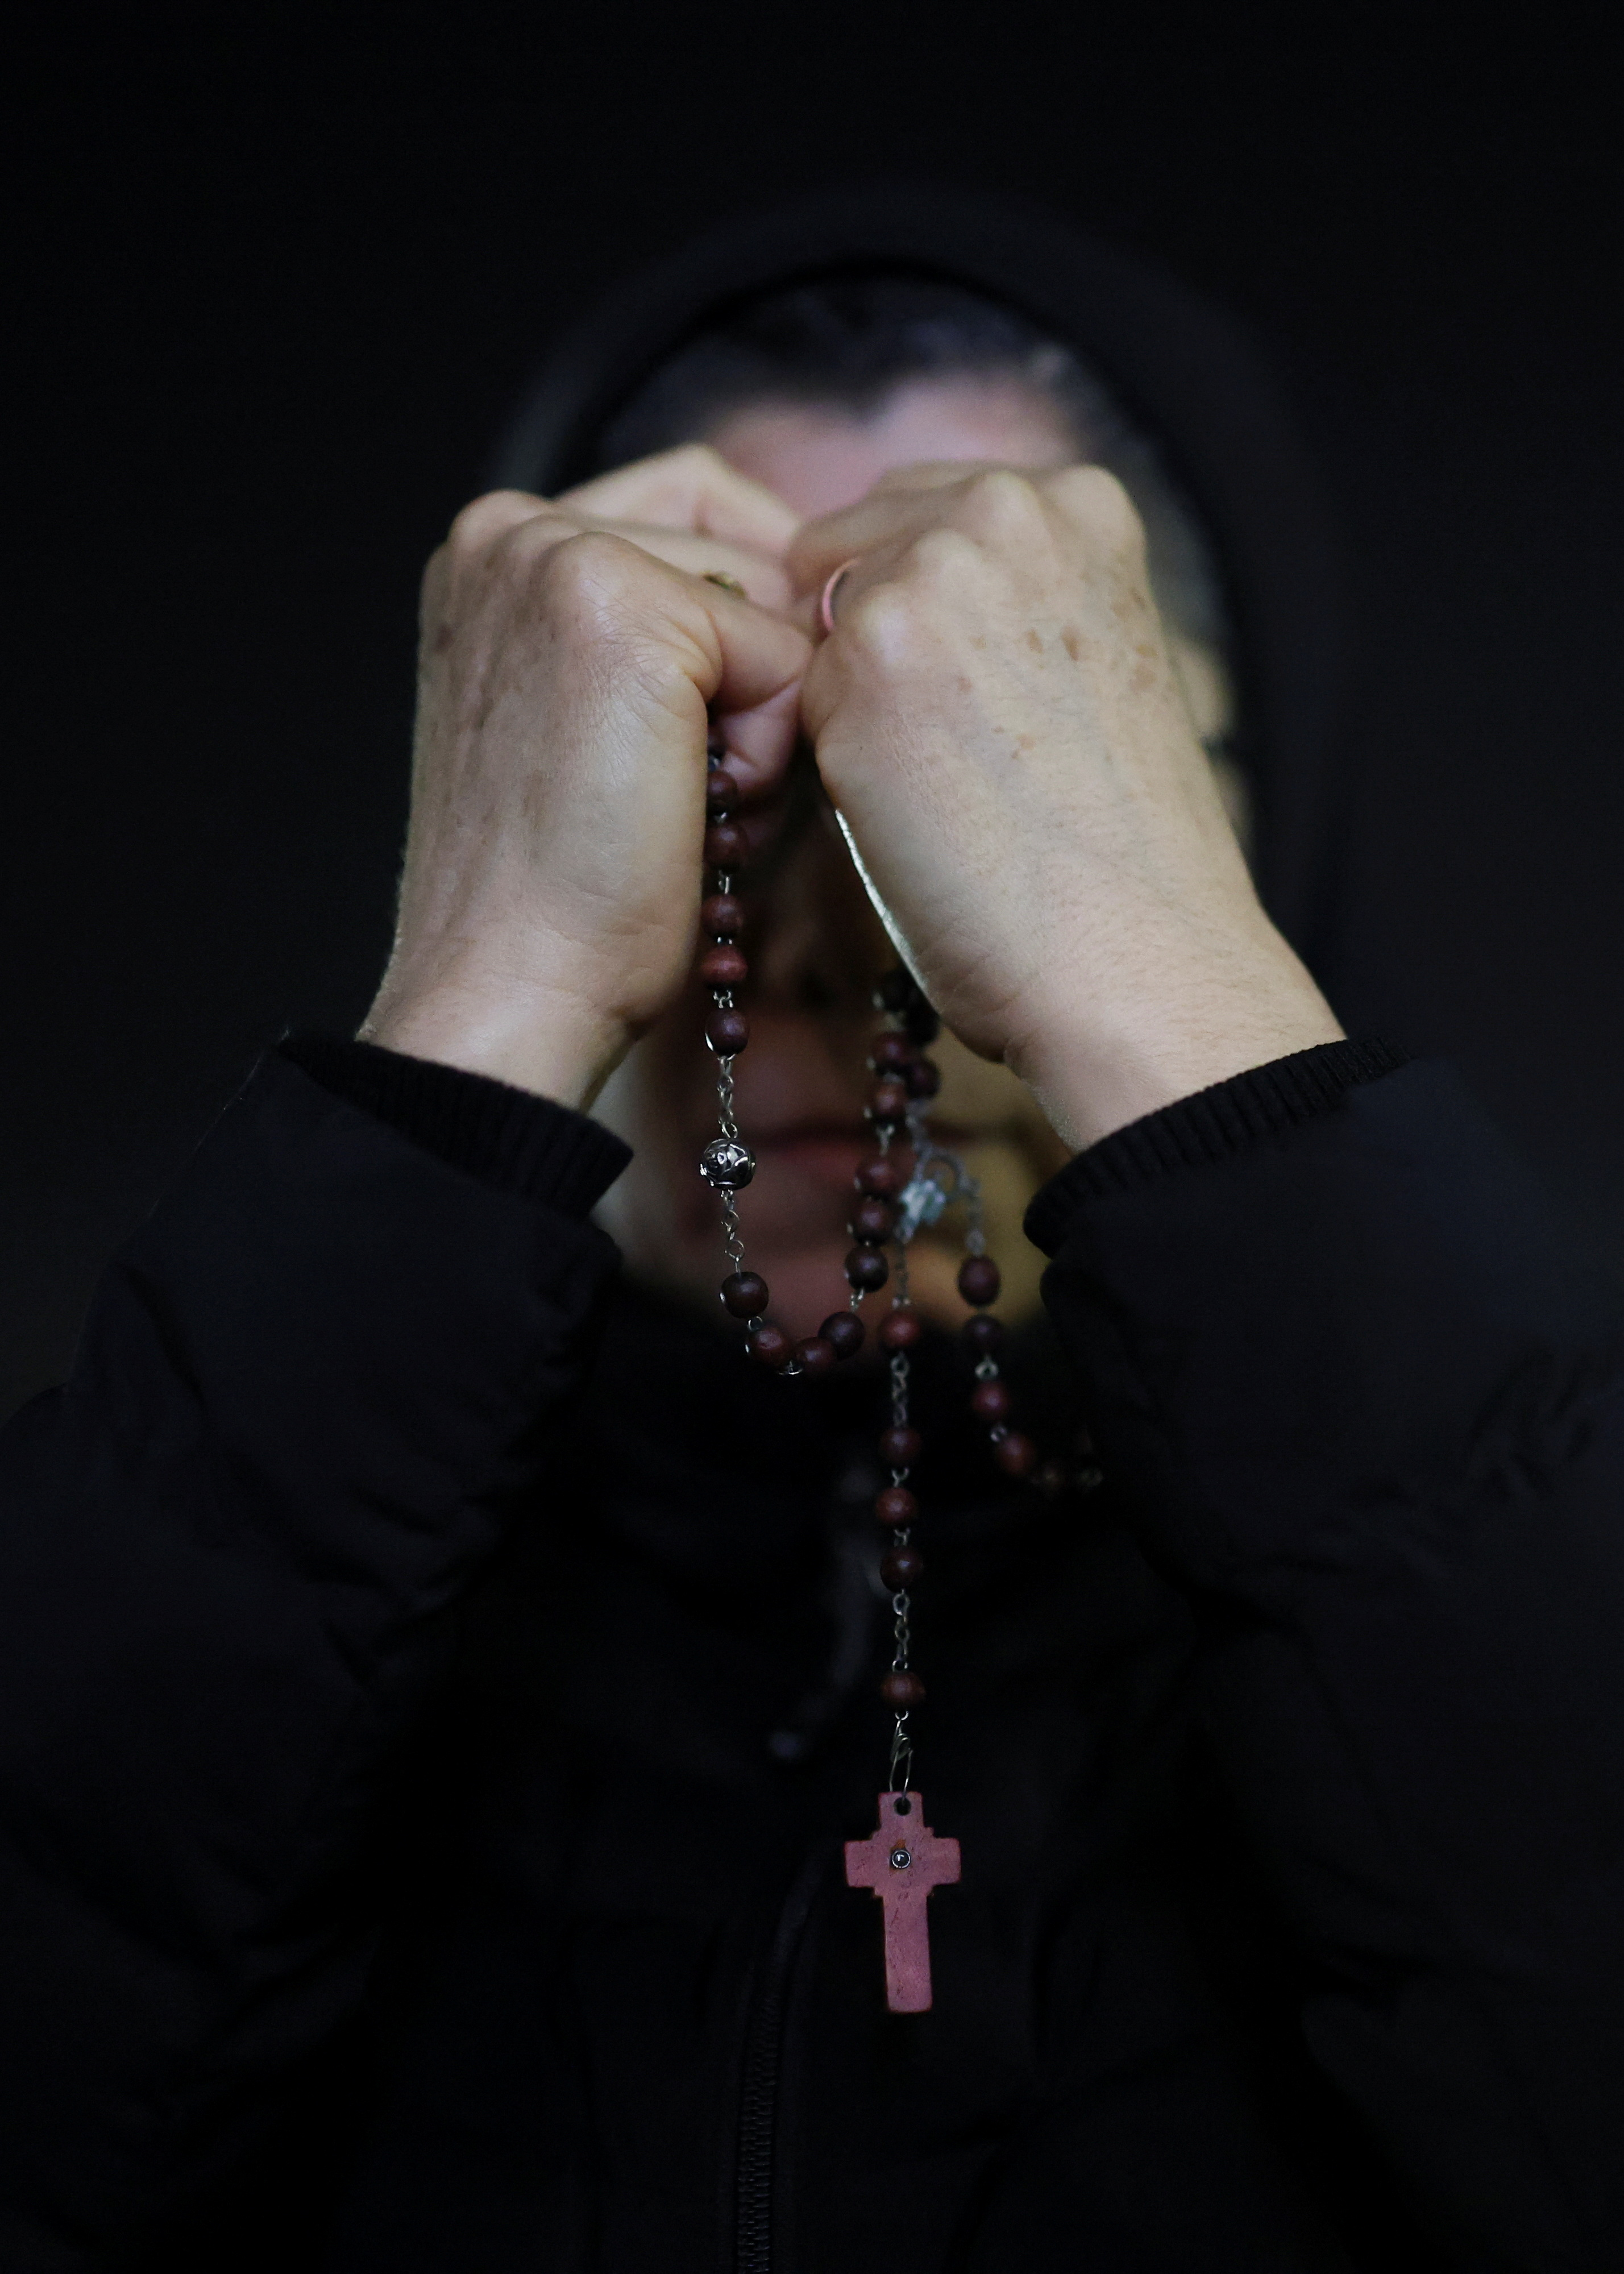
[
  {"left": 880, "top": 1543, "right": 925, "bottom": 1590},
  {"left": 854, "top": 1154, "right": 903, "bottom": 1197},
  {"left": 875, "top": 1484, "right": 918, "bottom": 1528},
  {"left": 878, "top": 1305, "right": 923, "bottom": 1351},
  {"left": 845, "top": 1244, "right": 890, "bottom": 1293},
  {"left": 993, "top": 1430, "right": 1037, "bottom": 1478},
  {"left": 849, "top": 1195, "right": 896, "bottom": 1243},
  {"left": 880, "top": 1669, "right": 925, "bottom": 1709},
  {"left": 970, "top": 1378, "right": 1013, "bottom": 1425},
  {"left": 879, "top": 1424, "right": 923, "bottom": 1468},
  {"left": 870, "top": 1031, "right": 914, "bottom": 1072},
  {"left": 904, "top": 1057, "right": 941, "bottom": 1100},
  {"left": 701, "top": 891, "right": 743, "bottom": 937},
  {"left": 705, "top": 769, "right": 741, "bottom": 815},
  {"left": 820, "top": 1312, "right": 866, "bottom": 1359},
  {"left": 707, "top": 1008, "right": 750, "bottom": 1056},
  {"left": 962, "top": 1313, "right": 1004, "bottom": 1356},
  {"left": 794, "top": 1335, "right": 837, "bottom": 1378},
  {"left": 721, "top": 1271, "right": 768, "bottom": 1319},
  {"left": 957, "top": 1255, "right": 1002, "bottom": 1308},
  {"left": 867, "top": 1078, "right": 909, "bottom": 1127},
  {"left": 748, "top": 1323, "right": 791, "bottom": 1368},
  {"left": 699, "top": 943, "right": 748, "bottom": 987},
  {"left": 703, "top": 820, "right": 748, "bottom": 868}
]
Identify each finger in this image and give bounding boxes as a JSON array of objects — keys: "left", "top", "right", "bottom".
[
  {"left": 559, "top": 443, "right": 801, "bottom": 559},
  {"left": 867, "top": 458, "right": 1010, "bottom": 496},
  {"left": 786, "top": 489, "right": 931, "bottom": 597},
  {"left": 787, "top": 461, "right": 1044, "bottom": 594},
  {"left": 591, "top": 522, "right": 792, "bottom": 615},
  {"left": 443, "top": 487, "right": 554, "bottom": 553},
  {"left": 701, "top": 587, "right": 813, "bottom": 796}
]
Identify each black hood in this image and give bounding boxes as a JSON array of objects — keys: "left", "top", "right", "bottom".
[{"left": 489, "top": 185, "right": 1347, "bottom": 958}]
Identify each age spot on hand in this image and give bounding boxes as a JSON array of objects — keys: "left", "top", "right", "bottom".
[
  {"left": 1025, "top": 629, "right": 1043, "bottom": 654},
  {"left": 1062, "top": 629, "right": 1081, "bottom": 662}
]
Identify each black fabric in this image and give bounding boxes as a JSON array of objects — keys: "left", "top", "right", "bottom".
[
  {"left": 1025, "top": 1035, "right": 1410, "bottom": 1238},
  {"left": 1, "top": 1047, "right": 1622, "bottom": 2270},
  {"left": 277, "top": 1032, "right": 631, "bottom": 1213}
]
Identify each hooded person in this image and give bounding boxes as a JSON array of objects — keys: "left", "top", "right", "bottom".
[{"left": 1, "top": 189, "right": 1622, "bottom": 2274}]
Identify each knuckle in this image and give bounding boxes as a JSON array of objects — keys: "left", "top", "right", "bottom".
[
  {"left": 911, "top": 526, "right": 982, "bottom": 587},
  {"left": 844, "top": 571, "right": 942, "bottom": 671},
  {"left": 534, "top": 528, "right": 642, "bottom": 611},
  {"left": 445, "top": 488, "right": 539, "bottom": 561},
  {"left": 959, "top": 467, "right": 1045, "bottom": 542},
  {"left": 1053, "top": 464, "right": 1145, "bottom": 553}
]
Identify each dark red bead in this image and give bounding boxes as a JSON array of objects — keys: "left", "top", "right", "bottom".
[
  {"left": 904, "top": 1056, "right": 941, "bottom": 1099},
  {"left": 971, "top": 1378, "right": 1013, "bottom": 1425},
  {"left": 879, "top": 1424, "right": 922, "bottom": 1468},
  {"left": 880, "top": 1669, "right": 925, "bottom": 1709},
  {"left": 794, "top": 1335, "right": 837, "bottom": 1378},
  {"left": 845, "top": 1244, "right": 890, "bottom": 1293},
  {"left": 707, "top": 1008, "right": 750, "bottom": 1056},
  {"left": 855, "top": 1155, "right": 903, "bottom": 1197},
  {"left": 701, "top": 892, "right": 743, "bottom": 937},
  {"left": 878, "top": 1306, "right": 923, "bottom": 1351},
  {"left": 875, "top": 1485, "right": 917, "bottom": 1528},
  {"left": 704, "top": 820, "right": 748, "bottom": 869},
  {"left": 849, "top": 1196, "right": 895, "bottom": 1243},
  {"left": 993, "top": 1430, "right": 1037, "bottom": 1478},
  {"left": 867, "top": 1078, "right": 909, "bottom": 1127},
  {"left": 880, "top": 1543, "right": 925, "bottom": 1590},
  {"left": 748, "top": 1323, "right": 791, "bottom": 1368},
  {"left": 870, "top": 1031, "right": 914, "bottom": 1072},
  {"left": 705, "top": 769, "right": 741, "bottom": 815},
  {"left": 958, "top": 1255, "right": 1002, "bottom": 1308},
  {"left": 721, "top": 1271, "right": 768, "bottom": 1319},
  {"left": 699, "top": 943, "right": 748, "bottom": 987},
  {"left": 819, "top": 1312, "right": 866, "bottom": 1359},
  {"left": 962, "top": 1313, "right": 1004, "bottom": 1356}
]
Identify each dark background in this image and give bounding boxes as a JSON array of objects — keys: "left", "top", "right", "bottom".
[{"left": 5, "top": 13, "right": 1621, "bottom": 1416}]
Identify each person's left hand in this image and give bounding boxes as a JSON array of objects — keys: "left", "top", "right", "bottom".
[{"left": 788, "top": 462, "right": 1340, "bottom": 1147}]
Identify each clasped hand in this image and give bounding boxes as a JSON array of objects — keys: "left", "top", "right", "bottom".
[{"left": 363, "top": 446, "right": 1339, "bottom": 1148}]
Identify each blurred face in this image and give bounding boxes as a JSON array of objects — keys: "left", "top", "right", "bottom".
[{"left": 594, "top": 375, "right": 1234, "bottom": 1335}]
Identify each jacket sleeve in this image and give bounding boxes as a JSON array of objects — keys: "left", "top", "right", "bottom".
[
  {"left": 1027, "top": 1047, "right": 1624, "bottom": 2272},
  {"left": 0, "top": 1047, "right": 630, "bottom": 2263}
]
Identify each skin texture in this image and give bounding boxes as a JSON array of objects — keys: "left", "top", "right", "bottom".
[{"left": 365, "top": 384, "right": 1341, "bottom": 1334}]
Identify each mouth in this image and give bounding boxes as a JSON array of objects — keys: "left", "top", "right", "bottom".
[
  {"left": 748, "top": 1116, "right": 985, "bottom": 1187},
  {"left": 751, "top": 1118, "right": 869, "bottom": 1185}
]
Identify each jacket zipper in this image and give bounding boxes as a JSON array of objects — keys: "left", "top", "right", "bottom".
[{"left": 734, "top": 1845, "right": 832, "bottom": 2274}]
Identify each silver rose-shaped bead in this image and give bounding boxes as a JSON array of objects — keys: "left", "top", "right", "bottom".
[{"left": 699, "top": 1138, "right": 756, "bottom": 1189}]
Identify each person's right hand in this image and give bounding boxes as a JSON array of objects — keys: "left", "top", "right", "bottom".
[{"left": 362, "top": 450, "right": 811, "bottom": 1107}]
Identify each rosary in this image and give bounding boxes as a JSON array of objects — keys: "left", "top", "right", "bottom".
[{"left": 693, "top": 750, "right": 1052, "bottom": 2015}]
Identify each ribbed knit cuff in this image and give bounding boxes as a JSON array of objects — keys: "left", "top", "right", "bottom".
[
  {"left": 279, "top": 1034, "right": 632, "bottom": 1218},
  {"left": 1024, "top": 1036, "right": 1410, "bottom": 1256}
]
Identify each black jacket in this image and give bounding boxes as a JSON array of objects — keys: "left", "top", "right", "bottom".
[
  {"left": 5, "top": 198, "right": 1622, "bottom": 2272},
  {"left": 1, "top": 1033, "right": 1623, "bottom": 2271}
]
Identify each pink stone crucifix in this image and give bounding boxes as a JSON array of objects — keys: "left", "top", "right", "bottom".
[{"left": 844, "top": 1791, "right": 961, "bottom": 2012}]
